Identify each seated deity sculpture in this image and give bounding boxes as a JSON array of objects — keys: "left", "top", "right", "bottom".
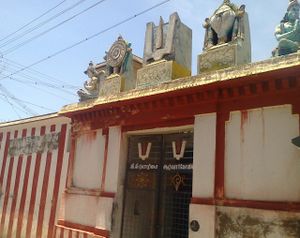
[
  {"left": 273, "top": 0, "right": 300, "bottom": 56},
  {"left": 203, "top": 0, "right": 246, "bottom": 50}
]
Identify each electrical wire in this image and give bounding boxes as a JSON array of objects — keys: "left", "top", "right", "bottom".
[
  {"left": 1, "top": 60, "right": 76, "bottom": 94},
  {"left": 0, "top": 0, "right": 88, "bottom": 48},
  {"left": 3, "top": 0, "right": 108, "bottom": 55},
  {"left": 2, "top": 57, "right": 79, "bottom": 89},
  {"left": 0, "top": 95, "right": 22, "bottom": 118},
  {"left": 0, "top": 0, "right": 172, "bottom": 81},
  {"left": 0, "top": 83, "right": 37, "bottom": 116},
  {"left": 0, "top": 0, "right": 67, "bottom": 43},
  {"left": 0, "top": 92, "right": 55, "bottom": 111}
]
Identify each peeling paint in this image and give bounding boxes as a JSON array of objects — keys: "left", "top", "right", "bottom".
[
  {"left": 8, "top": 132, "right": 60, "bottom": 156},
  {"left": 216, "top": 210, "right": 300, "bottom": 238},
  {"left": 240, "top": 110, "right": 249, "bottom": 143}
]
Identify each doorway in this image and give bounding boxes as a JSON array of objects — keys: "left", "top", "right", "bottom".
[{"left": 121, "top": 132, "right": 193, "bottom": 238}]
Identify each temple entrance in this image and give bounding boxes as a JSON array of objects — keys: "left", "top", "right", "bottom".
[{"left": 121, "top": 132, "right": 193, "bottom": 238}]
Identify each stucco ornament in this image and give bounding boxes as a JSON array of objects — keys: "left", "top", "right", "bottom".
[
  {"left": 77, "top": 61, "right": 105, "bottom": 102},
  {"left": 104, "top": 35, "right": 132, "bottom": 75},
  {"left": 203, "top": 0, "right": 247, "bottom": 50},
  {"left": 77, "top": 36, "right": 132, "bottom": 101},
  {"left": 273, "top": 0, "right": 300, "bottom": 56}
]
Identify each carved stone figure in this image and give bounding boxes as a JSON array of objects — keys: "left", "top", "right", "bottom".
[
  {"left": 77, "top": 36, "right": 135, "bottom": 101},
  {"left": 273, "top": 0, "right": 300, "bottom": 56},
  {"left": 104, "top": 36, "right": 132, "bottom": 76},
  {"left": 136, "top": 12, "right": 192, "bottom": 88},
  {"left": 77, "top": 61, "right": 105, "bottom": 101},
  {"left": 143, "top": 12, "right": 192, "bottom": 70},
  {"left": 198, "top": 0, "right": 251, "bottom": 73},
  {"left": 203, "top": 0, "right": 247, "bottom": 50}
]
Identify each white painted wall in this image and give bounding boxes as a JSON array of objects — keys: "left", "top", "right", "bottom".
[
  {"left": 62, "top": 193, "right": 98, "bottom": 226},
  {"left": 225, "top": 105, "right": 300, "bottom": 201},
  {"left": 105, "top": 126, "right": 121, "bottom": 193},
  {"left": 95, "top": 197, "right": 113, "bottom": 230},
  {"left": 189, "top": 204, "right": 215, "bottom": 238},
  {"left": 193, "top": 113, "right": 216, "bottom": 198},
  {"left": 73, "top": 129, "right": 105, "bottom": 189}
]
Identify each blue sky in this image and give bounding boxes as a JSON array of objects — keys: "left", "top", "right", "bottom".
[{"left": 0, "top": 0, "right": 289, "bottom": 121}]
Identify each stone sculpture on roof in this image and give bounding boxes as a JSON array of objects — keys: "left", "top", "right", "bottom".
[
  {"left": 273, "top": 0, "right": 300, "bottom": 56},
  {"left": 77, "top": 36, "right": 133, "bottom": 101},
  {"left": 136, "top": 12, "right": 192, "bottom": 88},
  {"left": 198, "top": 0, "right": 251, "bottom": 73},
  {"left": 77, "top": 61, "right": 105, "bottom": 101}
]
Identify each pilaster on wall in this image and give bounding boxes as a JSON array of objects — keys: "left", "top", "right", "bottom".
[{"left": 193, "top": 113, "right": 216, "bottom": 198}]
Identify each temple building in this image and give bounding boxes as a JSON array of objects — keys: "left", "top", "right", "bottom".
[{"left": 0, "top": 1, "right": 300, "bottom": 237}]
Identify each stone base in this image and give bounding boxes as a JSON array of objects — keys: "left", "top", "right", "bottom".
[
  {"left": 136, "top": 60, "right": 191, "bottom": 89},
  {"left": 198, "top": 42, "right": 251, "bottom": 73},
  {"left": 99, "top": 74, "right": 124, "bottom": 96}
]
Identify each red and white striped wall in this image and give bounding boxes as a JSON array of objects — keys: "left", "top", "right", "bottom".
[
  {"left": 55, "top": 224, "right": 106, "bottom": 238},
  {"left": 0, "top": 114, "right": 70, "bottom": 238}
]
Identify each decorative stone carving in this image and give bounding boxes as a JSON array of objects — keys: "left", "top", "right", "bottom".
[
  {"left": 273, "top": 0, "right": 300, "bottom": 56},
  {"left": 143, "top": 12, "right": 192, "bottom": 69},
  {"left": 78, "top": 36, "right": 134, "bottom": 101},
  {"left": 77, "top": 61, "right": 106, "bottom": 102},
  {"left": 105, "top": 36, "right": 132, "bottom": 75},
  {"left": 198, "top": 0, "right": 251, "bottom": 73},
  {"left": 137, "top": 12, "right": 192, "bottom": 88}
]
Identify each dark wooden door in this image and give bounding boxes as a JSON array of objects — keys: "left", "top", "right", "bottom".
[{"left": 121, "top": 132, "right": 193, "bottom": 238}]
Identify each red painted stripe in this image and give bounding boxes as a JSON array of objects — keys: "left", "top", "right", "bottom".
[
  {"left": 16, "top": 128, "right": 35, "bottom": 238},
  {"left": 214, "top": 111, "right": 229, "bottom": 199},
  {"left": 68, "top": 229, "right": 72, "bottom": 238},
  {"left": 7, "top": 155, "right": 23, "bottom": 238},
  {"left": 60, "top": 227, "right": 64, "bottom": 238},
  {"left": 47, "top": 124, "right": 67, "bottom": 238},
  {"left": 57, "top": 220, "right": 110, "bottom": 237},
  {"left": 0, "top": 132, "right": 3, "bottom": 150},
  {"left": 0, "top": 132, "right": 11, "bottom": 186},
  {"left": 36, "top": 125, "right": 56, "bottom": 237},
  {"left": 101, "top": 130, "right": 109, "bottom": 192},
  {"left": 83, "top": 233, "right": 88, "bottom": 238},
  {"left": 76, "top": 231, "right": 80, "bottom": 238},
  {"left": 0, "top": 130, "right": 18, "bottom": 236},
  {"left": 7, "top": 129, "right": 27, "bottom": 237},
  {"left": 25, "top": 126, "right": 46, "bottom": 238}
]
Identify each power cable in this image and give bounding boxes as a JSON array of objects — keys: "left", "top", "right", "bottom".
[
  {"left": 0, "top": 92, "right": 55, "bottom": 111},
  {"left": 0, "top": 0, "right": 172, "bottom": 81},
  {"left": 0, "top": 0, "right": 67, "bottom": 43},
  {"left": 0, "top": 95, "right": 22, "bottom": 118},
  {"left": 3, "top": 0, "right": 108, "bottom": 55},
  {"left": 0, "top": 0, "right": 88, "bottom": 48},
  {"left": 0, "top": 83, "right": 37, "bottom": 116},
  {"left": 1, "top": 61, "right": 76, "bottom": 95},
  {"left": 4, "top": 76, "right": 75, "bottom": 101},
  {"left": 2, "top": 57, "right": 79, "bottom": 88}
]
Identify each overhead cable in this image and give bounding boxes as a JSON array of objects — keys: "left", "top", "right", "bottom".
[
  {"left": 0, "top": 0, "right": 88, "bottom": 48},
  {"left": 3, "top": 0, "right": 108, "bottom": 55},
  {"left": 0, "top": 0, "right": 67, "bottom": 43},
  {"left": 0, "top": 83, "right": 37, "bottom": 116},
  {"left": 0, "top": 0, "right": 172, "bottom": 81},
  {"left": 2, "top": 57, "right": 79, "bottom": 88}
]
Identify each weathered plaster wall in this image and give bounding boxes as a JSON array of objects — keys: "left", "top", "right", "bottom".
[
  {"left": 225, "top": 105, "right": 300, "bottom": 201},
  {"left": 72, "top": 129, "right": 105, "bottom": 189},
  {"left": 216, "top": 206, "right": 300, "bottom": 238},
  {"left": 193, "top": 113, "right": 216, "bottom": 198},
  {"left": 105, "top": 126, "right": 122, "bottom": 193},
  {"left": 189, "top": 204, "right": 216, "bottom": 238},
  {"left": 0, "top": 115, "right": 70, "bottom": 238}
]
